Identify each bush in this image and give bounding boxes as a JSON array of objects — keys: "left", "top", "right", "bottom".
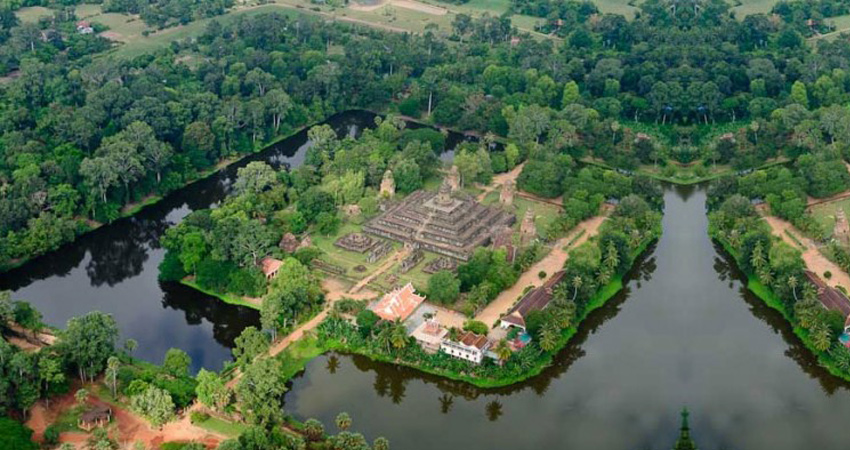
[
  {"left": 398, "top": 97, "right": 421, "bottom": 117},
  {"left": 227, "top": 268, "right": 266, "bottom": 297},
  {"left": 824, "top": 270, "right": 832, "bottom": 279},
  {"left": 43, "top": 425, "right": 60, "bottom": 446},
  {"left": 196, "top": 259, "right": 236, "bottom": 292},
  {"left": 190, "top": 411, "right": 210, "bottom": 424},
  {"left": 158, "top": 251, "right": 187, "bottom": 281},
  {"left": 463, "top": 320, "right": 489, "bottom": 335},
  {"left": 538, "top": 270, "right": 547, "bottom": 279}
]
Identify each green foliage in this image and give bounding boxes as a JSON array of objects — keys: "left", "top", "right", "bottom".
[
  {"left": 162, "top": 348, "right": 192, "bottom": 378},
  {"left": 427, "top": 270, "right": 461, "bottom": 305},
  {"left": 130, "top": 385, "right": 176, "bottom": 428},
  {"left": 0, "top": 418, "right": 37, "bottom": 450},
  {"left": 463, "top": 320, "right": 489, "bottom": 335}
]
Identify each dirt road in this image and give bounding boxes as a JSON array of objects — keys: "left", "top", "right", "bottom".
[
  {"left": 763, "top": 215, "right": 850, "bottom": 292},
  {"left": 474, "top": 215, "right": 606, "bottom": 327}
]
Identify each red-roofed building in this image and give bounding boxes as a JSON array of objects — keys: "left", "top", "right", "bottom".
[
  {"left": 499, "top": 271, "right": 567, "bottom": 330},
  {"left": 370, "top": 282, "right": 426, "bottom": 322},
  {"left": 440, "top": 331, "right": 492, "bottom": 364},
  {"left": 261, "top": 257, "right": 283, "bottom": 280},
  {"left": 804, "top": 271, "right": 850, "bottom": 316}
]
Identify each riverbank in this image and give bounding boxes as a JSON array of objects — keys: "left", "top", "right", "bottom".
[
  {"left": 712, "top": 233, "right": 850, "bottom": 384},
  {"left": 272, "top": 237, "right": 655, "bottom": 390}
]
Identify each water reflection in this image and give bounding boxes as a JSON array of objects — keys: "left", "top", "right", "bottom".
[{"left": 285, "top": 185, "right": 850, "bottom": 450}]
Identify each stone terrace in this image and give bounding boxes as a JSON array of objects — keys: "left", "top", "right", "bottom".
[{"left": 364, "top": 181, "right": 515, "bottom": 261}]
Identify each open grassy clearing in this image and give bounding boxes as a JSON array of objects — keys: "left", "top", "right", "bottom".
[
  {"left": 15, "top": 6, "right": 53, "bottom": 23},
  {"left": 810, "top": 197, "right": 850, "bottom": 237},
  {"left": 592, "top": 0, "right": 639, "bottom": 19},
  {"left": 809, "top": 14, "right": 850, "bottom": 43},
  {"left": 730, "top": 0, "right": 779, "bottom": 18},
  {"left": 311, "top": 221, "right": 403, "bottom": 276},
  {"left": 106, "top": 4, "right": 301, "bottom": 59}
]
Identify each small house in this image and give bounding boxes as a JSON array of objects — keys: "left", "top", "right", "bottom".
[
  {"left": 261, "top": 257, "right": 283, "bottom": 280},
  {"left": 804, "top": 271, "right": 850, "bottom": 317},
  {"left": 500, "top": 271, "right": 567, "bottom": 330},
  {"left": 78, "top": 405, "right": 112, "bottom": 431},
  {"left": 441, "top": 332, "right": 492, "bottom": 364},
  {"left": 76, "top": 21, "right": 94, "bottom": 34}
]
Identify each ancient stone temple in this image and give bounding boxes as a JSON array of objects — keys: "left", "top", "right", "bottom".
[
  {"left": 447, "top": 165, "right": 461, "bottom": 191},
  {"left": 335, "top": 233, "right": 377, "bottom": 253},
  {"left": 380, "top": 169, "right": 395, "bottom": 197},
  {"left": 500, "top": 179, "right": 515, "bottom": 206},
  {"left": 424, "top": 256, "right": 459, "bottom": 274},
  {"left": 520, "top": 209, "right": 536, "bottom": 245},
  {"left": 835, "top": 208, "right": 850, "bottom": 246},
  {"left": 364, "top": 179, "right": 516, "bottom": 261}
]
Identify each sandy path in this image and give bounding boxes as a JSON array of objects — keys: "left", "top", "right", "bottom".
[
  {"left": 348, "top": 249, "right": 406, "bottom": 294},
  {"left": 763, "top": 215, "right": 850, "bottom": 292},
  {"left": 474, "top": 215, "right": 606, "bottom": 327},
  {"left": 476, "top": 163, "right": 525, "bottom": 202}
]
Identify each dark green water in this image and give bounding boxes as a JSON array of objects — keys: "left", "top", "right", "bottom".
[{"left": 285, "top": 185, "right": 850, "bottom": 450}]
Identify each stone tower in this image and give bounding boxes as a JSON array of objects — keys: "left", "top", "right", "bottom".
[
  {"left": 500, "top": 180, "right": 515, "bottom": 207},
  {"left": 380, "top": 169, "right": 395, "bottom": 198},
  {"left": 436, "top": 178, "right": 453, "bottom": 206},
  {"left": 447, "top": 165, "right": 460, "bottom": 192},
  {"left": 835, "top": 208, "right": 850, "bottom": 246},
  {"left": 520, "top": 209, "right": 536, "bottom": 244}
]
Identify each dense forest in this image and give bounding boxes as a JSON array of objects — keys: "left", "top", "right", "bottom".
[{"left": 3, "top": 0, "right": 850, "bottom": 271}]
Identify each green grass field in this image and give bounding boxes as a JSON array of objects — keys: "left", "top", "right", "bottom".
[
  {"left": 15, "top": 6, "right": 53, "bottom": 23},
  {"left": 810, "top": 197, "right": 850, "bottom": 237},
  {"left": 730, "top": 0, "right": 779, "bottom": 18}
]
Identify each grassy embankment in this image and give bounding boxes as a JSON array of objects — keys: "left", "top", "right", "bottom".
[
  {"left": 712, "top": 231, "right": 850, "bottom": 384},
  {"left": 270, "top": 235, "right": 655, "bottom": 389}
]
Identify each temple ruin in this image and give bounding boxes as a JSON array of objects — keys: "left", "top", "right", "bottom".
[
  {"left": 500, "top": 179, "right": 515, "bottom": 206},
  {"left": 835, "top": 208, "right": 850, "bottom": 246},
  {"left": 364, "top": 179, "right": 516, "bottom": 261},
  {"left": 380, "top": 169, "right": 395, "bottom": 197}
]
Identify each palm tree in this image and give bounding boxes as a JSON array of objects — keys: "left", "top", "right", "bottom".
[
  {"left": 373, "top": 437, "right": 391, "bottom": 450},
  {"left": 605, "top": 242, "right": 620, "bottom": 272},
  {"left": 750, "top": 241, "right": 765, "bottom": 272},
  {"left": 439, "top": 394, "right": 454, "bottom": 414},
  {"left": 788, "top": 275, "right": 799, "bottom": 302},
  {"left": 571, "top": 276, "right": 583, "bottom": 301},
  {"left": 811, "top": 323, "right": 833, "bottom": 353},
  {"left": 105, "top": 356, "right": 120, "bottom": 398},
  {"left": 495, "top": 339, "right": 512, "bottom": 364},
  {"left": 303, "top": 418, "right": 324, "bottom": 441},
  {"left": 447, "top": 327, "right": 461, "bottom": 342},
  {"left": 390, "top": 321, "right": 408, "bottom": 350},
  {"left": 485, "top": 400, "right": 503, "bottom": 421},
  {"left": 538, "top": 323, "right": 559, "bottom": 352},
  {"left": 326, "top": 355, "right": 340, "bottom": 374},
  {"left": 376, "top": 327, "right": 393, "bottom": 354},
  {"left": 758, "top": 268, "right": 774, "bottom": 286},
  {"left": 597, "top": 268, "right": 612, "bottom": 287},
  {"left": 335, "top": 412, "right": 352, "bottom": 431}
]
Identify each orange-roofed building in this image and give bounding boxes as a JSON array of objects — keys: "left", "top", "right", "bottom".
[
  {"left": 261, "top": 257, "right": 283, "bottom": 280},
  {"left": 370, "top": 282, "right": 426, "bottom": 322}
]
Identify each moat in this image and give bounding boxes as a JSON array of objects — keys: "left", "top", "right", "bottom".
[{"left": 3, "top": 113, "right": 850, "bottom": 449}]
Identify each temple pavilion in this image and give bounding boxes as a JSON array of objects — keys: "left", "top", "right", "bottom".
[{"left": 364, "top": 179, "right": 515, "bottom": 261}]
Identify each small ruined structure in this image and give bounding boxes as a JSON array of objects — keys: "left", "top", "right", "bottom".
[
  {"left": 500, "top": 179, "right": 515, "bottom": 206},
  {"left": 441, "top": 332, "right": 492, "bottom": 364},
  {"left": 298, "top": 235, "right": 312, "bottom": 249},
  {"left": 78, "top": 406, "right": 112, "bottom": 431},
  {"left": 279, "top": 233, "right": 300, "bottom": 253},
  {"left": 366, "top": 240, "right": 393, "bottom": 263},
  {"left": 500, "top": 271, "right": 567, "bottom": 330},
  {"left": 411, "top": 319, "right": 448, "bottom": 354},
  {"left": 369, "top": 282, "right": 425, "bottom": 322},
  {"left": 335, "top": 233, "right": 377, "bottom": 253},
  {"left": 447, "top": 165, "right": 461, "bottom": 191},
  {"left": 364, "top": 178, "right": 515, "bottom": 261},
  {"left": 490, "top": 226, "right": 517, "bottom": 263},
  {"left": 380, "top": 169, "right": 396, "bottom": 198},
  {"left": 400, "top": 249, "right": 424, "bottom": 273},
  {"left": 260, "top": 257, "right": 283, "bottom": 280},
  {"left": 423, "top": 256, "right": 458, "bottom": 274},
  {"left": 342, "top": 204, "right": 362, "bottom": 218},
  {"left": 520, "top": 209, "right": 537, "bottom": 245},
  {"left": 835, "top": 208, "right": 850, "bottom": 246}
]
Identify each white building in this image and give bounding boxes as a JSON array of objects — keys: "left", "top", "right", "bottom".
[{"left": 440, "top": 332, "right": 491, "bottom": 364}]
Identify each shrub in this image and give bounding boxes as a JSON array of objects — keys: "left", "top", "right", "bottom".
[
  {"left": 824, "top": 270, "right": 832, "bottom": 279},
  {"left": 190, "top": 411, "right": 210, "bottom": 424},
  {"left": 196, "top": 259, "right": 235, "bottom": 292},
  {"left": 538, "top": 270, "right": 547, "bottom": 279},
  {"left": 43, "top": 425, "right": 60, "bottom": 446},
  {"left": 398, "top": 97, "right": 421, "bottom": 117},
  {"left": 463, "top": 320, "right": 489, "bottom": 335},
  {"left": 158, "top": 251, "right": 187, "bottom": 281},
  {"left": 228, "top": 268, "right": 266, "bottom": 297}
]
